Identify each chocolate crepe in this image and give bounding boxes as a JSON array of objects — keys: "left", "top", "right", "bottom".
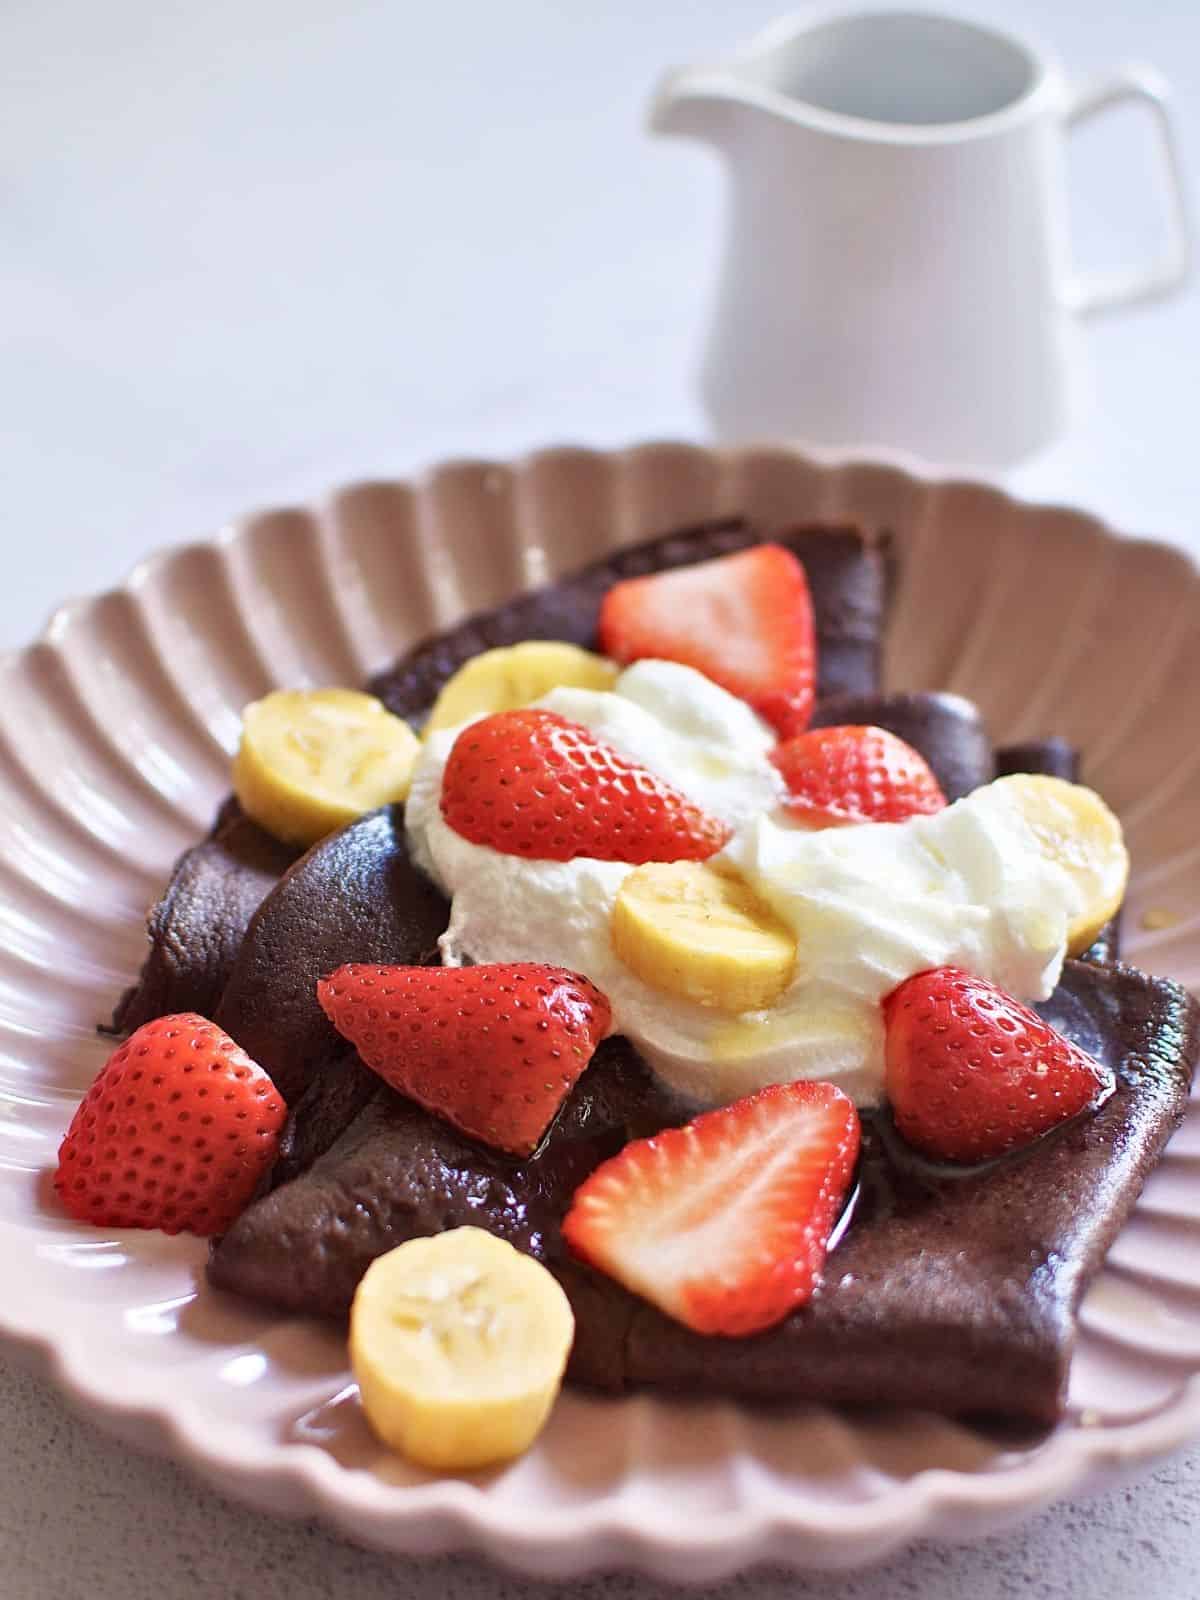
[
  {"left": 215, "top": 806, "right": 449, "bottom": 1185},
  {"left": 996, "top": 739, "right": 1080, "bottom": 783},
  {"left": 109, "top": 513, "right": 1184, "bottom": 1425},
  {"left": 209, "top": 959, "right": 1200, "bottom": 1422},
  {"left": 110, "top": 798, "right": 299, "bottom": 1034}
]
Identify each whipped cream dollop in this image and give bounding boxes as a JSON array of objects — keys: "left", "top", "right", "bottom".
[{"left": 406, "top": 661, "right": 1084, "bottom": 1107}]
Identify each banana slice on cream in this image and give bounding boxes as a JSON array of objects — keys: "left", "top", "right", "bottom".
[
  {"left": 611, "top": 860, "right": 798, "bottom": 1013},
  {"left": 995, "top": 774, "right": 1129, "bottom": 956},
  {"left": 349, "top": 1228, "right": 575, "bottom": 1471},
  {"left": 233, "top": 688, "right": 420, "bottom": 847},
  {"left": 424, "top": 641, "right": 618, "bottom": 734}
]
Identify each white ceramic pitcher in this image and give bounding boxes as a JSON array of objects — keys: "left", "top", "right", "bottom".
[{"left": 650, "top": 9, "right": 1191, "bottom": 467}]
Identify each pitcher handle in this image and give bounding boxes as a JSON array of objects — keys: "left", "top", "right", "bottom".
[{"left": 1062, "top": 65, "right": 1192, "bottom": 316}]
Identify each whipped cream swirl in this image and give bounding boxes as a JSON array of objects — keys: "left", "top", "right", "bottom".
[{"left": 406, "top": 661, "right": 1081, "bottom": 1106}]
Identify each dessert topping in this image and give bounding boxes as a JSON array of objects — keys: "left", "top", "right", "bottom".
[
  {"left": 350, "top": 1228, "right": 574, "bottom": 1470},
  {"left": 406, "top": 636, "right": 1130, "bottom": 1116},
  {"left": 771, "top": 723, "right": 947, "bottom": 825},
  {"left": 424, "top": 640, "right": 618, "bottom": 734},
  {"left": 233, "top": 688, "right": 420, "bottom": 847},
  {"left": 611, "top": 860, "right": 797, "bottom": 1012},
  {"left": 317, "top": 961, "right": 611, "bottom": 1157},
  {"left": 439, "top": 708, "right": 731, "bottom": 864},
  {"left": 884, "top": 966, "right": 1115, "bottom": 1162},
  {"left": 413, "top": 650, "right": 1120, "bottom": 1108},
  {"left": 598, "top": 543, "right": 817, "bottom": 738},
  {"left": 55, "top": 1014, "right": 287, "bottom": 1235},
  {"left": 563, "top": 1080, "right": 860, "bottom": 1336},
  {"left": 510, "top": 660, "right": 784, "bottom": 828},
  {"left": 995, "top": 774, "right": 1128, "bottom": 956}
]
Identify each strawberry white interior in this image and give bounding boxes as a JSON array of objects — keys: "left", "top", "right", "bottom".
[{"left": 405, "top": 660, "right": 1089, "bottom": 1107}]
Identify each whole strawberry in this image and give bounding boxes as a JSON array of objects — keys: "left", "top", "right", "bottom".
[
  {"left": 772, "top": 724, "right": 947, "bottom": 826},
  {"left": 884, "top": 967, "right": 1114, "bottom": 1163},
  {"left": 55, "top": 1014, "right": 287, "bottom": 1235},
  {"left": 440, "top": 708, "right": 730, "bottom": 863},
  {"left": 317, "top": 962, "right": 612, "bottom": 1156}
]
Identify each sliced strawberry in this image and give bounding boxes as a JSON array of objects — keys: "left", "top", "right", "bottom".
[
  {"left": 318, "top": 962, "right": 611, "bottom": 1157},
  {"left": 883, "top": 967, "right": 1115, "bottom": 1164},
  {"left": 771, "top": 724, "right": 947, "bottom": 826},
  {"left": 440, "top": 708, "right": 730, "bottom": 863},
  {"left": 562, "top": 1080, "right": 860, "bottom": 1337},
  {"left": 598, "top": 543, "right": 817, "bottom": 738},
  {"left": 55, "top": 1014, "right": 287, "bottom": 1236}
]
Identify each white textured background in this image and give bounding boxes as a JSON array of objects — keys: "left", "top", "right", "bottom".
[{"left": 3, "top": 0, "right": 1199, "bottom": 1593}]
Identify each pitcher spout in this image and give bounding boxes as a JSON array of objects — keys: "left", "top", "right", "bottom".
[{"left": 648, "top": 64, "right": 750, "bottom": 146}]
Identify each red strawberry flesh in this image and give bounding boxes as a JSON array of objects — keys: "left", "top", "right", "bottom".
[
  {"left": 771, "top": 724, "right": 947, "bottom": 826},
  {"left": 884, "top": 966, "right": 1115, "bottom": 1164},
  {"left": 598, "top": 542, "right": 817, "bottom": 738},
  {"left": 317, "top": 961, "right": 611, "bottom": 1157},
  {"left": 563, "top": 1080, "right": 860, "bottom": 1337},
  {"left": 440, "top": 707, "right": 730, "bottom": 863},
  {"left": 54, "top": 1013, "right": 287, "bottom": 1236}
]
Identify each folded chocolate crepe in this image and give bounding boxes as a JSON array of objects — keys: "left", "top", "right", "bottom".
[
  {"left": 111, "top": 796, "right": 300, "bottom": 1035},
  {"left": 106, "top": 515, "right": 1197, "bottom": 1422},
  {"left": 209, "top": 957, "right": 1198, "bottom": 1422}
]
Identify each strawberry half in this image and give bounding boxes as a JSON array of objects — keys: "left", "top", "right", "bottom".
[
  {"left": 55, "top": 1014, "right": 287, "bottom": 1235},
  {"left": 440, "top": 708, "right": 730, "bottom": 863},
  {"left": 771, "top": 724, "right": 947, "bottom": 826},
  {"left": 883, "top": 967, "right": 1115, "bottom": 1164},
  {"left": 562, "top": 1080, "right": 860, "bottom": 1337},
  {"left": 598, "top": 543, "right": 817, "bottom": 738},
  {"left": 318, "top": 962, "right": 611, "bottom": 1157}
]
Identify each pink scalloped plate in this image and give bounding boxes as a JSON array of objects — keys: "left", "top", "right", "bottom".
[{"left": 2, "top": 443, "right": 1200, "bottom": 1580}]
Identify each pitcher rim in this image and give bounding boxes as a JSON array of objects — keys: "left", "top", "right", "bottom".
[{"left": 666, "top": 6, "right": 1062, "bottom": 146}]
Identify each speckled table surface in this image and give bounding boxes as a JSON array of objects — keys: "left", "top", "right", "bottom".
[
  {"left": 1, "top": 1354, "right": 1195, "bottom": 1599},
  {"left": 4, "top": 0, "right": 1200, "bottom": 1592}
]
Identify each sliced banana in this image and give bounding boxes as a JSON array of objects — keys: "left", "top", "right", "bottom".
[
  {"left": 425, "top": 641, "right": 618, "bottom": 734},
  {"left": 233, "top": 688, "right": 421, "bottom": 848},
  {"left": 349, "top": 1228, "right": 575, "bottom": 1472},
  {"left": 996, "top": 773, "right": 1129, "bottom": 956},
  {"left": 612, "top": 861, "right": 798, "bottom": 1012}
]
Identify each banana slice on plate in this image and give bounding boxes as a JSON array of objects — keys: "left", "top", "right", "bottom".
[
  {"left": 612, "top": 860, "right": 798, "bottom": 1012},
  {"left": 425, "top": 641, "right": 618, "bottom": 733},
  {"left": 349, "top": 1227, "right": 575, "bottom": 1472},
  {"left": 233, "top": 688, "right": 421, "bottom": 848},
  {"left": 996, "top": 773, "right": 1129, "bottom": 956}
]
